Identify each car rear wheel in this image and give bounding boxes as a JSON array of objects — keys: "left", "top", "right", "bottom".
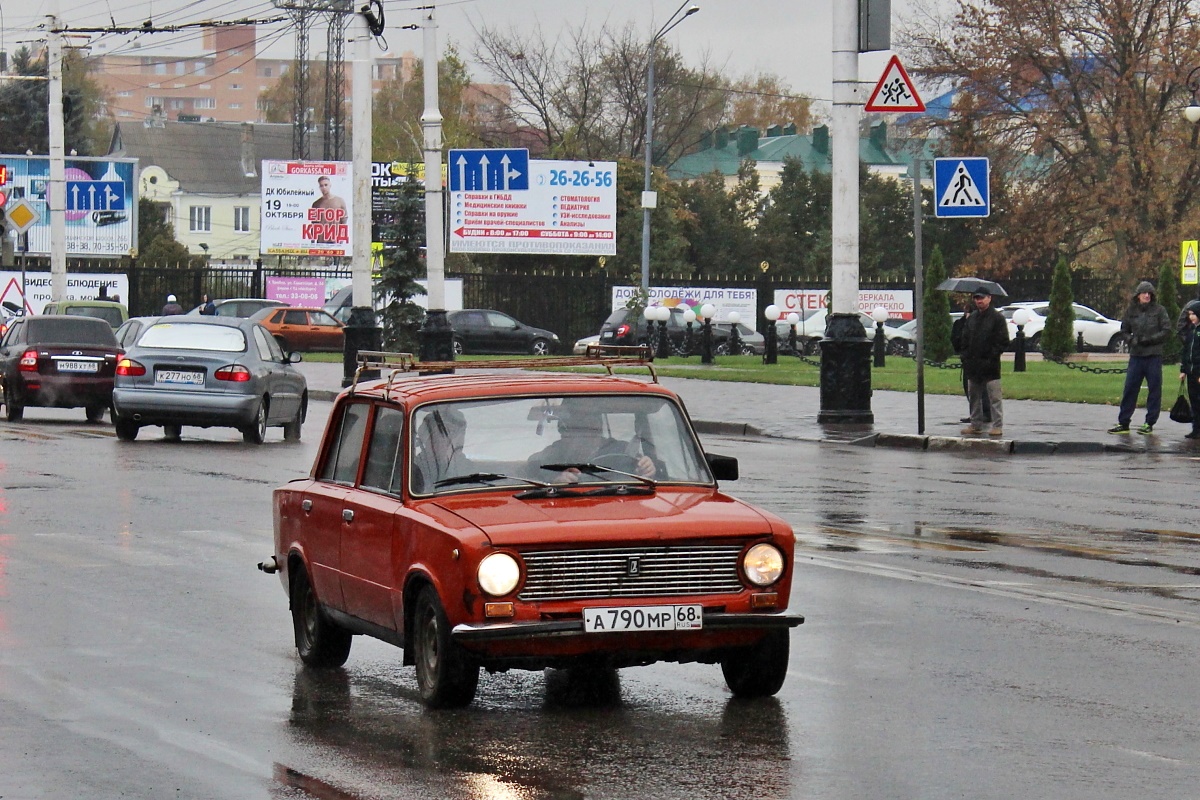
[
  {"left": 1109, "top": 334, "right": 1130, "bottom": 354},
  {"left": 284, "top": 397, "right": 306, "bottom": 442},
  {"left": 530, "top": 337, "right": 550, "bottom": 355},
  {"left": 113, "top": 415, "right": 139, "bottom": 441},
  {"left": 4, "top": 386, "right": 24, "bottom": 422},
  {"left": 243, "top": 399, "right": 268, "bottom": 444},
  {"left": 412, "top": 585, "right": 479, "bottom": 708},
  {"left": 85, "top": 403, "right": 108, "bottom": 423},
  {"left": 291, "top": 564, "right": 352, "bottom": 668},
  {"left": 163, "top": 424, "right": 183, "bottom": 440},
  {"left": 720, "top": 629, "right": 790, "bottom": 698},
  {"left": 1027, "top": 332, "right": 1042, "bottom": 352},
  {"left": 452, "top": 337, "right": 465, "bottom": 356}
]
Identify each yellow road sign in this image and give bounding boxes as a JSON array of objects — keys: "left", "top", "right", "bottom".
[
  {"left": 1182, "top": 240, "right": 1198, "bottom": 286},
  {"left": 5, "top": 198, "right": 40, "bottom": 233}
]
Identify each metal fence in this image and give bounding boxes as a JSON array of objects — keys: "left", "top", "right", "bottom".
[{"left": 36, "top": 260, "right": 1140, "bottom": 350}]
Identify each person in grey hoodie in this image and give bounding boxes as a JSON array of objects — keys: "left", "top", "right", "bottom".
[{"left": 1108, "top": 280, "right": 1172, "bottom": 434}]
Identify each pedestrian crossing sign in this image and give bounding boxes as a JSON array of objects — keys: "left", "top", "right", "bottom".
[
  {"left": 934, "top": 157, "right": 990, "bottom": 218},
  {"left": 1182, "top": 240, "right": 1198, "bottom": 285}
]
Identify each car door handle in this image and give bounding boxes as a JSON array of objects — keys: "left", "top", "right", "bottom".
[
  {"left": 301, "top": 499, "right": 312, "bottom": 512},
  {"left": 342, "top": 508, "right": 354, "bottom": 522}
]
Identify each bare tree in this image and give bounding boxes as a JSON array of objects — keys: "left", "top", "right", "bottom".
[{"left": 901, "top": 0, "right": 1200, "bottom": 283}]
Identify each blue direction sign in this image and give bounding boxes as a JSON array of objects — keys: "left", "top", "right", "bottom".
[
  {"left": 66, "top": 180, "right": 126, "bottom": 212},
  {"left": 934, "top": 157, "right": 989, "bottom": 218},
  {"left": 449, "top": 148, "right": 530, "bottom": 192}
]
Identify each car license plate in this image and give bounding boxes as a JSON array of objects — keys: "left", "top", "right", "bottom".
[
  {"left": 155, "top": 370, "right": 205, "bottom": 386},
  {"left": 600, "top": 332, "right": 614, "bottom": 340},
  {"left": 56, "top": 360, "right": 99, "bottom": 373},
  {"left": 583, "top": 605, "right": 703, "bottom": 633}
]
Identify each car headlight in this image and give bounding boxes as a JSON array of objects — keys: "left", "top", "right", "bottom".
[
  {"left": 743, "top": 543, "right": 784, "bottom": 587},
  {"left": 477, "top": 552, "right": 521, "bottom": 596}
]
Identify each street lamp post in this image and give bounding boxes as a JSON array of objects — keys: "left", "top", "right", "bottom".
[
  {"left": 1184, "top": 67, "right": 1200, "bottom": 302},
  {"left": 682, "top": 306, "right": 696, "bottom": 356},
  {"left": 764, "top": 304, "right": 780, "bottom": 364},
  {"left": 786, "top": 312, "right": 800, "bottom": 355},
  {"left": 641, "top": 2, "right": 699, "bottom": 297},
  {"left": 871, "top": 306, "right": 889, "bottom": 367},
  {"left": 699, "top": 303, "right": 716, "bottom": 364},
  {"left": 655, "top": 305, "right": 672, "bottom": 359}
]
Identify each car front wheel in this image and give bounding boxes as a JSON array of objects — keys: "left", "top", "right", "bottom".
[
  {"left": 452, "top": 338, "right": 464, "bottom": 356},
  {"left": 284, "top": 397, "right": 306, "bottom": 442},
  {"left": 720, "top": 629, "right": 790, "bottom": 698},
  {"left": 113, "top": 415, "right": 139, "bottom": 441},
  {"left": 1109, "top": 334, "right": 1130, "bottom": 354},
  {"left": 291, "top": 564, "right": 352, "bottom": 668},
  {"left": 85, "top": 403, "right": 108, "bottom": 423},
  {"left": 412, "top": 585, "right": 479, "bottom": 708},
  {"left": 530, "top": 338, "right": 551, "bottom": 356},
  {"left": 243, "top": 399, "right": 268, "bottom": 444}
]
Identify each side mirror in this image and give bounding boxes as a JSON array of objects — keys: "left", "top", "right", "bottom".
[
  {"left": 706, "top": 453, "right": 739, "bottom": 481},
  {"left": 287, "top": 351, "right": 304, "bottom": 364}
]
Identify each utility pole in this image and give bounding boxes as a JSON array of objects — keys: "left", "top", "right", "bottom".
[
  {"left": 418, "top": 6, "right": 452, "bottom": 361},
  {"left": 47, "top": 5, "right": 67, "bottom": 301}
]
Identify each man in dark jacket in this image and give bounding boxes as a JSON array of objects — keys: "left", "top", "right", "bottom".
[
  {"left": 960, "top": 288, "right": 1010, "bottom": 436},
  {"left": 1109, "top": 280, "right": 1172, "bottom": 435}
]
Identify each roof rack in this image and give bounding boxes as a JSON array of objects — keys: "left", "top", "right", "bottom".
[{"left": 349, "top": 345, "right": 658, "bottom": 396}]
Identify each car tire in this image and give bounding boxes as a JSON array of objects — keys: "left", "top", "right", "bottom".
[
  {"left": 412, "top": 585, "right": 479, "bottom": 708},
  {"left": 715, "top": 342, "right": 730, "bottom": 356},
  {"left": 1109, "top": 334, "right": 1130, "bottom": 354},
  {"left": 113, "top": 415, "right": 139, "bottom": 441},
  {"left": 740, "top": 344, "right": 756, "bottom": 356},
  {"left": 243, "top": 399, "right": 268, "bottom": 444},
  {"left": 720, "top": 629, "right": 790, "bottom": 698},
  {"left": 1028, "top": 332, "right": 1042, "bottom": 352},
  {"left": 284, "top": 397, "right": 306, "bottom": 442},
  {"left": 85, "top": 403, "right": 108, "bottom": 423},
  {"left": 4, "top": 386, "right": 24, "bottom": 422},
  {"left": 452, "top": 337, "right": 465, "bottom": 356},
  {"left": 291, "top": 564, "right": 352, "bottom": 668},
  {"left": 530, "top": 337, "right": 550, "bottom": 356},
  {"left": 163, "top": 424, "right": 182, "bottom": 440}
]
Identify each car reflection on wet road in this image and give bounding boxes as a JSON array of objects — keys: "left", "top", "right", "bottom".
[{"left": 0, "top": 406, "right": 1198, "bottom": 799}]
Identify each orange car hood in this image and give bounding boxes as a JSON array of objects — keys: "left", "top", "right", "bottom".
[{"left": 431, "top": 488, "right": 773, "bottom": 548}]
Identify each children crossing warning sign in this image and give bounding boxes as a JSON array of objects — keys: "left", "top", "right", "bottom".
[
  {"left": 933, "top": 157, "right": 990, "bottom": 218},
  {"left": 1182, "top": 240, "right": 1198, "bottom": 286},
  {"left": 864, "top": 55, "right": 925, "bottom": 112}
]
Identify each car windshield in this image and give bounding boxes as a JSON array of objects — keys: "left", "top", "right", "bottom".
[
  {"left": 27, "top": 318, "right": 117, "bottom": 345},
  {"left": 409, "top": 394, "right": 712, "bottom": 495},
  {"left": 137, "top": 322, "right": 248, "bottom": 352},
  {"left": 64, "top": 306, "right": 123, "bottom": 327}
]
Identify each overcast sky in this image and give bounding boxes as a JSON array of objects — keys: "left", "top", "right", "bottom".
[{"left": 6, "top": 0, "right": 919, "bottom": 109}]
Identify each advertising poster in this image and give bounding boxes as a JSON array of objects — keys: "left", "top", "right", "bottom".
[
  {"left": 265, "top": 276, "right": 326, "bottom": 306},
  {"left": 773, "top": 288, "right": 914, "bottom": 320},
  {"left": 261, "top": 161, "right": 353, "bottom": 258},
  {"left": 449, "top": 151, "right": 617, "bottom": 256},
  {"left": 610, "top": 286, "right": 757, "bottom": 322},
  {"left": 0, "top": 155, "right": 136, "bottom": 257},
  {"left": 0, "top": 272, "right": 128, "bottom": 315}
]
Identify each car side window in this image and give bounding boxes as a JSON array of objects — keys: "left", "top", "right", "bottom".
[
  {"left": 361, "top": 406, "right": 405, "bottom": 494},
  {"left": 284, "top": 310, "right": 308, "bottom": 325},
  {"left": 268, "top": 310, "right": 285, "bottom": 324},
  {"left": 4, "top": 321, "right": 25, "bottom": 346},
  {"left": 252, "top": 326, "right": 275, "bottom": 361},
  {"left": 311, "top": 311, "right": 340, "bottom": 327},
  {"left": 321, "top": 403, "right": 369, "bottom": 485},
  {"left": 486, "top": 311, "right": 516, "bottom": 328}
]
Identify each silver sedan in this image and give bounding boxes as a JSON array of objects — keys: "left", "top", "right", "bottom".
[{"left": 111, "top": 317, "right": 307, "bottom": 443}]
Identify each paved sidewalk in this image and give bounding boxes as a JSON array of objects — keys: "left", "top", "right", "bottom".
[{"left": 296, "top": 360, "right": 1192, "bottom": 456}]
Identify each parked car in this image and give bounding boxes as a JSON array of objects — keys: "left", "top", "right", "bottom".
[
  {"left": 185, "top": 298, "right": 288, "bottom": 318},
  {"left": 787, "top": 310, "right": 899, "bottom": 354},
  {"left": 250, "top": 306, "right": 345, "bottom": 353},
  {"left": 598, "top": 307, "right": 764, "bottom": 355},
  {"left": 115, "top": 316, "right": 161, "bottom": 349},
  {"left": 40, "top": 299, "right": 128, "bottom": 329},
  {"left": 999, "top": 302, "right": 1126, "bottom": 352},
  {"left": 1, "top": 301, "right": 23, "bottom": 339},
  {"left": 0, "top": 315, "right": 123, "bottom": 422},
  {"left": 448, "top": 309, "right": 560, "bottom": 355},
  {"left": 111, "top": 316, "right": 307, "bottom": 443},
  {"left": 573, "top": 334, "right": 600, "bottom": 354},
  {"left": 262, "top": 353, "right": 803, "bottom": 708}
]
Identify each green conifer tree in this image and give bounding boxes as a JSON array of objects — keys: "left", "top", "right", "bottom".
[
  {"left": 376, "top": 175, "right": 428, "bottom": 352},
  {"left": 1040, "top": 256, "right": 1075, "bottom": 359},
  {"left": 1157, "top": 261, "right": 1182, "bottom": 362},
  {"left": 922, "top": 245, "right": 954, "bottom": 362}
]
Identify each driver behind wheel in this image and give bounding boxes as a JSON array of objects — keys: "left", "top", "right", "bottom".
[{"left": 528, "top": 400, "right": 658, "bottom": 483}]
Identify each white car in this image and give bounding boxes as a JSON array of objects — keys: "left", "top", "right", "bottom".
[
  {"left": 790, "top": 309, "right": 911, "bottom": 355},
  {"left": 573, "top": 334, "right": 600, "bottom": 355},
  {"left": 999, "top": 302, "right": 1126, "bottom": 352}
]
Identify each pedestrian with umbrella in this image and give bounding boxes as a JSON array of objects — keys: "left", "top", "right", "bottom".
[{"left": 955, "top": 285, "right": 1010, "bottom": 436}]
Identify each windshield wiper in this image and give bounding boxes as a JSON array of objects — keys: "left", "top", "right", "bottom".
[
  {"left": 538, "top": 462, "right": 658, "bottom": 487},
  {"left": 434, "top": 472, "right": 551, "bottom": 489}
]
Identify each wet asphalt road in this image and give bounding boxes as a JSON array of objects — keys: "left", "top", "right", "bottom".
[{"left": 1, "top": 402, "right": 1199, "bottom": 799}]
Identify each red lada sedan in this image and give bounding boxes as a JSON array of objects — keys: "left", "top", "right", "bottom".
[{"left": 265, "top": 356, "right": 803, "bottom": 707}]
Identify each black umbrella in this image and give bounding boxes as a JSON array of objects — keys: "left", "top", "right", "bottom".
[{"left": 935, "top": 277, "right": 1008, "bottom": 297}]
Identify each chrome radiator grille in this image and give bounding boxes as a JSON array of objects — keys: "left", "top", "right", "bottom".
[{"left": 518, "top": 544, "right": 744, "bottom": 601}]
